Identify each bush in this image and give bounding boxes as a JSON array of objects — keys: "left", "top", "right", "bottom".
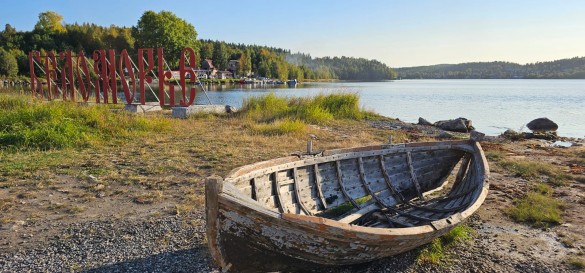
[{"left": 0, "top": 49, "right": 18, "bottom": 77}]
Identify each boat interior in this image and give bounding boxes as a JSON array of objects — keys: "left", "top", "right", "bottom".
[{"left": 225, "top": 142, "right": 485, "bottom": 229}]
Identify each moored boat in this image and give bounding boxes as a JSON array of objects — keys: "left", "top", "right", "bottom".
[{"left": 206, "top": 132, "right": 489, "bottom": 272}]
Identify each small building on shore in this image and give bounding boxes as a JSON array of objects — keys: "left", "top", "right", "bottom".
[{"left": 216, "top": 70, "right": 233, "bottom": 79}]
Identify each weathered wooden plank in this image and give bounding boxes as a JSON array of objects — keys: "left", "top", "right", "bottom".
[
  {"left": 319, "top": 162, "right": 347, "bottom": 207},
  {"left": 338, "top": 159, "right": 370, "bottom": 202},
  {"left": 313, "top": 164, "right": 328, "bottom": 210},
  {"left": 336, "top": 160, "right": 360, "bottom": 209},
  {"left": 406, "top": 152, "right": 424, "bottom": 200},
  {"left": 451, "top": 158, "right": 477, "bottom": 209},
  {"left": 375, "top": 189, "right": 401, "bottom": 207},
  {"left": 414, "top": 170, "right": 452, "bottom": 193},
  {"left": 273, "top": 172, "right": 285, "bottom": 213},
  {"left": 205, "top": 176, "right": 230, "bottom": 270},
  {"left": 452, "top": 155, "right": 471, "bottom": 195},
  {"left": 411, "top": 155, "right": 462, "bottom": 174},
  {"left": 411, "top": 159, "right": 460, "bottom": 193},
  {"left": 238, "top": 185, "right": 253, "bottom": 199},
  {"left": 360, "top": 157, "right": 386, "bottom": 192},
  {"left": 278, "top": 179, "right": 296, "bottom": 186},
  {"left": 409, "top": 149, "right": 463, "bottom": 162},
  {"left": 293, "top": 167, "right": 312, "bottom": 215},
  {"left": 254, "top": 174, "right": 272, "bottom": 198},
  {"left": 294, "top": 166, "right": 322, "bottom": 213},
  {"left": 358, "top": 157, "right": 388, "bottom": 210},
  {"left": 384, "top": 216, "right": 414, "bottom": 228},
  {"left": 337, "top": 203, "right": 380, "bottom": 224},
  {"left": 379, "top": 155, "right": 405, "bottom": 203},
  {"left": 258, "top": 195, "right": 278, "bottom": 209}
]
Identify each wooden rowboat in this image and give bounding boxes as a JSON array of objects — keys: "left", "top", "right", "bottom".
[{"left": 206, "top": 134, "right": 489, "bottom": 272}]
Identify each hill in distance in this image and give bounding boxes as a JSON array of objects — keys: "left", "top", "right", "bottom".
[{"left": 394, "top": 57, "right": 585, "bottom": 79}]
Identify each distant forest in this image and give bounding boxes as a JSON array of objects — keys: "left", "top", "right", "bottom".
[
  {"left": 395, "top": 57, "right": 585, "bottom": 79},
  {"left": 0, "top": 11, "right": 395, "bottom": 81},
  {"left": 197, "top": 41, "right": 395, "bottom": 81}
]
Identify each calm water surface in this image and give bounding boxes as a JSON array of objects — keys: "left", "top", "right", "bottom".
[{"left": 190, "top": 80, "right": 585, "bottom": 138}]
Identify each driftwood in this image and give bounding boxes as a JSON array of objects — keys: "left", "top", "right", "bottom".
[{"left": 206, "top": 138, "right": 490, "bottom": 272}]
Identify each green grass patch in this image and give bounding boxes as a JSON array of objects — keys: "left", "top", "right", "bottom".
[
  {"left": 533, "top": 183, "right": 552, "bottom": 195},
  {"left": 239, "top": 93, "right": 376, "bottom": 136},
  {"left": 507, "top": 192, "right": 563, "bottom": 227},
  {"left": 418, "top": 224, "right": 473, "bottom": 265},
  {"left": 241, "top": 93, "right": 290, "bottom": 122},
  {"left": 499, "top": 159, "right": 571, "bottom": 186},
  {"left": 0, "top": 94, "right": 171, "bottom": 151},
  {"left": 241, "top": 92, "right": 373, "bottom": 124},
  {"left": 0, "top": 150, "right": 78, "bottom": 180}
]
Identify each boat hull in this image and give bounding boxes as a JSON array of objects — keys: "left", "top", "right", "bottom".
[{"left": 206, "top": 140, "right": 489, "bottom": 272}]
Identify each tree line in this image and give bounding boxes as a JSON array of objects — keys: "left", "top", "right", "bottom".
[
  {"left": 286, "top": 53, "right": 397, "bottom": 81},
  {"left": 0, "top": 10, "right": 395, "bottom": 81},
  {"left": 395, "top": 58, "right": 585, "bottom": 79}
]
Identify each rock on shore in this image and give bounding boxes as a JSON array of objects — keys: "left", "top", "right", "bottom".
[
  {"left": 527, "top": 117, "right": 558, "bottom": 132},
  {"left": 434, "top": 117, "right": 473, "bottom": 133}
]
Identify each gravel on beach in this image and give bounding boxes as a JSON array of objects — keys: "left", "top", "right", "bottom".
[
  {"left": 0, "top": 212, "right": 218, "bottom": 273},
  {"left": 1, "top": 213, "right": 570, "bottom": 273}
]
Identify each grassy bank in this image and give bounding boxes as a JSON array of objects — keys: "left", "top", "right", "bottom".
[
  {"left": 0, "top": 94, "right": 170, "bottom": 151},
  {"left": 0, "top": 91, "right": 391, "bottom": 204},
  {"left": 240, "top": 93, "right": 377, "bottom": 136}
]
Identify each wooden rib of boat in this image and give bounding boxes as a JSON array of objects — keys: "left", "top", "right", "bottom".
[{"left": 206, "top": 133, "right": 489, "bottom": 273}]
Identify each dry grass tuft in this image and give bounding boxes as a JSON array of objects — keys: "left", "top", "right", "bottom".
[
  {"left": 133, "top": 191, "right": 164, "bottom": 204},
  {"left": 0, "top": 198, "right": 14, "bottom": 211},
  {"left": 567, "top": 257, "right": 585, "bottom": 269}
]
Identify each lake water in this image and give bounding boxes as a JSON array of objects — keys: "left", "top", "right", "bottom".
[{"left": 189, "top": 80, "right": 585, "bottom": 138}]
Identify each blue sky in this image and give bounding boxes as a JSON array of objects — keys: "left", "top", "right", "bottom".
[{"left": 1, "top": 0, "right": 584, "bottom": 67}]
